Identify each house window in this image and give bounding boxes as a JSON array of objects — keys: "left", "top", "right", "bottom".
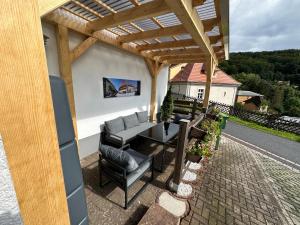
[{"left": 198, "top": 88, "right": 204, "bottom": 99}]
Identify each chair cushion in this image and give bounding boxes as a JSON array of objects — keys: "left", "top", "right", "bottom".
[
  {"left": 99, "top": 144, "right": 138, "bottom": 172},
  {"left": 106, "top": 122, "right": 155, "bottom": 145},
  {"left": 116, "top": 122, "right": 155, "bottom": 143},
  {"left": 123, "top": 113, "right": 140, "bottom": 129},
  {"left": 127, "top": 161, "right": 151, "bottom": 187},
  {"left": 105, "top": 117, "right": 125, "bottom": 134},
  {"left": 136, "top": 111, "right": 148, "bottom": 123}
]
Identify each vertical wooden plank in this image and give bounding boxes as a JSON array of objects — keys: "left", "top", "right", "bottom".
[
  {"left": 150, "top": 75, "right": 158, "bottom": 121},
  {"left": 173, "top": 119, "right": 190, "bottom": 187},
  {"left": 145, "top": 59, "right": 163, "bottom": 122},
  {"left": 56, "top": 25, "right": 78, "bottom": 140},
  {"left": 203, "top": 55, "right": 214, "bottom": 109},
  {"left": 0, "top": 1, "right": 70, "bottom": 225}
]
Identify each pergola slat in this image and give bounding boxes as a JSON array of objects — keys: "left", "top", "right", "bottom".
[
  {"left": 87, "top": 0, "right": 170, "bottom": 31},
  {"left": 117, "top": 25, "right": 186, "bottom": 43},
  {"left": 165, "top": 0, "right": 218, "bottom": 63},
  {"left": 45, "top": 10, "right": 155, "bottom": 60},
  {"left": 43, "top": 0, "right": 228, "bottom": 65},
  {"left": 160, "top": 55, "right": 206, "bottom": 62},
  {"left": 151, "top": 48, "right": 203, "bottom": 57},
  {"left": 137, "top": 34, "right": 221, "bottom": 51},
  {"left": 137, "top": 39, "right": 196, "bottom": 51},
  {"left": 117, "top": 17, "right": 219, "bottom": 43},
  {"left": 39, "top": 0, "right": 69, "bottom": 16}
]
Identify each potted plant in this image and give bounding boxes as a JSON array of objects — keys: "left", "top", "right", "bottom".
[
  {"left": 186, "top": 142, "right": 202, "bottom": 163},
  {"left": 161, "top": 86, "right": 174, "bottom": 131},
  {"left": 202, "top": 144, "right": 212, "bottom": 158}
]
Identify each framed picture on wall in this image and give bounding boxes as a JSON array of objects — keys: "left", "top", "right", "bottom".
[{"left": 103, "top": 77, "right": 141, "bottom": 98}]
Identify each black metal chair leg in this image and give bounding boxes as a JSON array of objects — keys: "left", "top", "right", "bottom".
[
  {"left": 160, "top": 146, "right": 166, "bottom": 172},
  {"left": 124, "top": 185, "right": 128, "bottom": 209},
  {"left": 151, "top": 158, "right": 154, "bottom": 181},
  {"left": 99, "top": 159, "right": 103, "bottom": 187}
]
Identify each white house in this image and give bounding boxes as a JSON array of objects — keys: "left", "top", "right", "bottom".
[{"left": 170, "top": 63, "right": 240, "bottom": 106}]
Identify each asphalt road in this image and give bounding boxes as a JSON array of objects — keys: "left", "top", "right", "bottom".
[{"left": 223, "top": 121, "right": 300, "bottom": 167}]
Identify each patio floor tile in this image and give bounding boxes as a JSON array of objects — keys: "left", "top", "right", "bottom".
[{"left": 81, "top": 137, "right": 295, "bottom": 225}]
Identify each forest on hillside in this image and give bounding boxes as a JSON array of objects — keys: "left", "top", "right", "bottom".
[{"left": 219, "top": 50, "right": 300, "bottom": 117}]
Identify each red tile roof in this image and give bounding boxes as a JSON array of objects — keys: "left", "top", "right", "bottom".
[{"left": 170, "top": 63, "right": 240, "bottom": 86}]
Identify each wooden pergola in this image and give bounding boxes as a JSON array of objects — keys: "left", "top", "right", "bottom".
[{"left": 0, "top": 0, "right": 229, "bottom": 224}]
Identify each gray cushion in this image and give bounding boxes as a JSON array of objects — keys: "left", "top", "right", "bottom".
[
  {"left": 105, "top": 117, "right": 125, "bottom": 134},
  {"left": 127, "top": 161, "right": 151, "bottom": 187},
  {"left": 116, "top": 122, "right": 155, "bottom": 143},
  {"left": 123, "top": 113, "right": 139, "bottom": 129},
  {"left": 136, "top": 111, "right": 148, "bottom": 123},
  {"left": 99, "top": 144, "right": 138, "bottom": 172}
]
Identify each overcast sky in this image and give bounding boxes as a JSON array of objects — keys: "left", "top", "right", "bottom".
[{"left": 230, "top": 0, "right": 300, "bottom": 52}]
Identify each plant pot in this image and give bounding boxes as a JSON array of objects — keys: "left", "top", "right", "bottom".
[
  {"left": 186, "top": 153, "right": 202, "bottom": 163},
  {"left": 215, "top": 135, "right": 221, "bottom": 150}
]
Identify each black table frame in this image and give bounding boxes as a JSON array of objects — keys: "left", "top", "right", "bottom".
[{"left": 137, "top": 122, "right": 179, "bottom": 172}]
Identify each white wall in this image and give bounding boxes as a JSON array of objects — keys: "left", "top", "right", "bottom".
[
  {"left": 42, "top": 23, "right": 60, "bottom": 76},
  {"left": 172, "top": 83, "right": 238, "bottom": 106},
  {"left": 42, "top": 22, "right": 169, "bottom": 158}
]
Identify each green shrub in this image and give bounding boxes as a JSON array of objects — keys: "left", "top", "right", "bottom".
[{"left": 161, "top": 86, "right": 174, "bottom": 121}]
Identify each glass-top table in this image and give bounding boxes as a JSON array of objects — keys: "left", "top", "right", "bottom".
[
  {"left": 138, "top": 122, "right": 180, "bottom": 144},
  {"left": 138, "top": 122, "right": 180, "bottom": 172}
]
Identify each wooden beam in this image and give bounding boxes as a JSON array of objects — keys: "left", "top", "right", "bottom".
[
  {"left": 137, "top": 35, "right": 219, "bottom": 51},
  {"left": 145, "top": 59, "right": 164, "bottom": 121},
  {"left": 0, "top": 1, "right": 70, "bottom": 224},
  {"left": 56, "top": 25, "right": 78, "bottom": 140},
  {"left": 118, "top": 25, "right": 187, "bottom": 43},
  {"left": 138, "top": 39, "right": 196, "bottom": 51},
  {"left": 44, "top": 10, "right": 155, "bottom": 60},
  {"left": 203, "top": 55, "right": 215, "bottom": 108},
  {"left": 70, "top": 37, "right": 98, "bottom": 62},
  {"left": 87, "top": 0, "right": 170, "bottom": 31},
  {"left": 151, "top": 48, "right": 204, "bottom": 57},
  {"left": 165, "top": 0, "right": 218, "bottom": 64},
  {"left": 193, "top": 0, "right": 205, "bottom": 7},
  {"left": 38, "top": 0, "right": 69, "bottom": 16},
  {"left": 118, "top": 19, "right": 219, "bottom": 43},
  {"left": 208, "top": 35, "right": 222, "bottom": 45},
  {"left": 166, "top": 59, "right": 206, "bottom": 64},
  {"left": 160, "top": 55, "right": 205, "bottom": 62},
  {"left": 202, "top": 18, "right": 219, "bottom": 31}
]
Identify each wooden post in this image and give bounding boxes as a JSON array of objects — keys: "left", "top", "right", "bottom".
[
  {"left": 145, "top": 59, "right": 163, "bottom": 122},
  {"left": 203, "top": 55, "right": 214, "bottom": 110},
  {"left": 0, "top": 1, "right": 70, "bottom": 224},
  {"left": 172, "top": 119, "right": 190, "bottom": 189},
  {"left": 191, "top": 98, "right": 198, "bottom": 119},
  {"left": 56, "top": 24, "right": 78, "bottom": 140}
]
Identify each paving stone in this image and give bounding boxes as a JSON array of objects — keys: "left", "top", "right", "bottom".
[{"left": 82, "top": 136, "right": 295, "bottom": 225}]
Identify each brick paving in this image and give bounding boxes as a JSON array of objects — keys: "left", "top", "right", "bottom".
[
  {"left": 182, "top": 137, "right": 288, "bottom": 225},
  {"left": 81, "top": 136, "right": 296, "bottom": 225},
  {"left": 255, "top": 153, "right": 300, "bottom": 225}
]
